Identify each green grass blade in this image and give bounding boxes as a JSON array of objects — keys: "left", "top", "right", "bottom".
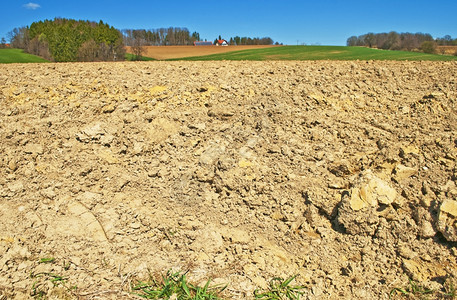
[
  {"left": 281, "top": 275, "right": 297, "bottom": 288},
  {"left": 38, "top": 257, "right": 55, "bottom": 264},
  {"left": 202, "top": 279, "right": 211, "bottom": 292},
  {"left": 181, "top": 278, "right": 191, "bottom": 297}
]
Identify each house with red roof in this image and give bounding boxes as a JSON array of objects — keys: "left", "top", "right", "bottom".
[{"left": 215, "top": 39, "right": 228, "bottom": 46}]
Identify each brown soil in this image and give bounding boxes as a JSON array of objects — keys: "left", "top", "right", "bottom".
[
  {"left": 1, "top": 60, "right": 457, "bottom": 299},
  {"left": 125, "top": 45, "right": 279, "bottom": 60},
  {"left": 437, "top": 46, "right": 457, "bottom": 56}
]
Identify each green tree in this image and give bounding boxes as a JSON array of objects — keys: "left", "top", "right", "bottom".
[
  {"left": 22, "top": 18, "right": 125, "bottom": 61},
  {"left": 191, "top": 31, "right": 200, "bottom": 42}
]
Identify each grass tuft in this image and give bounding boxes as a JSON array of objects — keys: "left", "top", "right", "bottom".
[
  {"left": 390, "top": 278, "right": 436, "bottom": 299},
  {"left": 254, "top": 275, "right": 306, "bottom": 300},
  {"left": 132, "top": 270, "right": 226, "bottom": 299},
  {"left": 444, "top": 280, "right": 457, "bottom": 298},
  {"left": 30, "top": 258, "right": 77, "bottom": 299},
  {"left": 30, "top": 272, "right": 71, "bottom": 299}
]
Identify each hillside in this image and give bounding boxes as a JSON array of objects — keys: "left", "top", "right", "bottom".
[
  {"left": 125, "top": 45, "right": 277, "bottom": 60},
  {"left": 0, "top": 49, "right": 49, "bottom": 63},
  {"left": 168, "top": 45, "right": 457, "bottom": 61}
]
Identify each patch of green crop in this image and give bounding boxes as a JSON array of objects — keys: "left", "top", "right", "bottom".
[
  {"left": 168, "top": 46, "right": 457, "bottom": 61},
  {"left": 389, "top": 278, "right": 457, "bottom": 299},
  {"left": 38, "top": 258, "right": 56, "bottom": 264},
  {"left": 0, "top": 49, "right": 49, "bottom": 63},
  {"left": 30, "top": 258, "right": 77, "bottom": 299}
]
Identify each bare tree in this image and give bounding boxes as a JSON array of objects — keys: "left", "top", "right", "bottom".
[
  {"left": 26, "top": 36, "right": 51, "bottom": 60},
  {"left": 77, "top": 39, "right": 99, "bottom": 61},
  {"left": 348, "top": 31, "right": 455, "bottom": 52},
  {"left": 364, "top": 33, "right": 375, "bottom": 48},
  {"left": 131, "top": 30, "right": 145, "bottom": 60},
  {"left": 346, "top": 36, "right": 357, "bottom": 46},
  {"left": 8, "top": 27, "right": 29, "bottom": 49}
]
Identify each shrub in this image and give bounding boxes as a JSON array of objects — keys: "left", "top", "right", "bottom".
[{"left": 421, "top": 41, "right": 437, "bottom": 54}]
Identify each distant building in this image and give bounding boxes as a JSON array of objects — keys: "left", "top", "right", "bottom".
[
  {"left": 194, "top": 41, "right": 213, "bottom": 46},
  {"left": 215, "top": 39, "right": 229, "bottom": 46}
]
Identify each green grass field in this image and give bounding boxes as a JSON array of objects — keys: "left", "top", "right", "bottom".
[
  {"left": 168, "top": 45, "right": 457, "bottom": 61},
  {"left": 0, "top": 48, "right": 49, "bottom": 63},
  {"left": 3, "top": 46, "right": 457, "bottom": 63}
]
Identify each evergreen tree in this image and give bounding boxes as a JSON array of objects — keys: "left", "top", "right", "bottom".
[{"left": 13, "top": 18, "right": 125, "bottom": 62}]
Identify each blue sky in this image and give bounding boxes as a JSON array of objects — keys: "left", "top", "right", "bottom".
[{"left": 1, "top": 0, "right": 456, "bottom": 45}]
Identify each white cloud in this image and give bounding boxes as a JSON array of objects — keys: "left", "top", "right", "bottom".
[{"left": 23, "top": 2, "right": 41, "bottom": 10}]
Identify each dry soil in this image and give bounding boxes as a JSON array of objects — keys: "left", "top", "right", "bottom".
[
  {"left": 437, "top": 46, "right": 457, "bottom": 56},
  {"left": 1, "top": 60, "right": 457, "bottom": 299},
  {"left": 125, "top": 45, "right": 278, "bottom": 60}
]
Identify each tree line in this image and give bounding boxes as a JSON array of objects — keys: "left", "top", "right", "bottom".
[
  {"left": 6, "top": 18, "right": 280, "bottom": 61},
  {"left": 227, "top": 36, "right": 275, "bottom": 45},
  {"left": 122, "top": 28, "right": 200, "bottom": 46},
  {"left": 122, "top": 30, "right": 277, "bottom": 47},
  {"left": 124, "top": 30, "right": 277, "bottom": 59},
  {"left": 347, "top": 31, "right": 457, "bottom": 54},
  {"left": 122, "top": 27, "right": 205, "bottom": 60},
  {"left": 8, "top": 18, "right": 125, "bottom": 62}
]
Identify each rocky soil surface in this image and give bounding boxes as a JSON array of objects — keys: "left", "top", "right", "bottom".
[{"left": 1, "top": 60, "right": 457, "bottom": 299}]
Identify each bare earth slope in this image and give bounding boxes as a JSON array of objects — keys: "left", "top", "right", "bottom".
[
  {"left": 125, "top": 45, "right": 278, "bottom": 60},
  {"left": 1, "top": 61, "right": 457, "bottom": 299}
]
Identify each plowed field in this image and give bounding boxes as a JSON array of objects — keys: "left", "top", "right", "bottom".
[
  {"left": 125, "top": 45, "right": 278, "bottom": 59},
  {"left": 1, "top": 60, "right": 457, "bottom": 299}
]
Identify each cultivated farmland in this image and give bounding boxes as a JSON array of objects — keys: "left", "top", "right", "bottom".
[
  {"left": 437, "top": 45, "right": 457, "bottom": 55},
  {"left": 125, "top": 45, "right": 278, "bottom": 60},
  {"left": 1, "top": 60, "right": 457, "bottom": 299},
  {"left": 126, "top": 45, "right": 457, "bottom": 61}
]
